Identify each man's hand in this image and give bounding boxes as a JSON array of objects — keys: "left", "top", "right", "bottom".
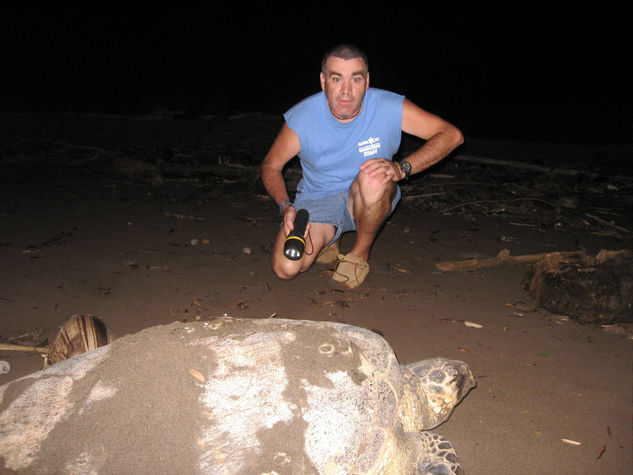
[
  {"left": 359, "top": 158, "right": 405, "bottom": 184},
  {"left": 282, "top": 206, "right": 311, "bottom": 238}
]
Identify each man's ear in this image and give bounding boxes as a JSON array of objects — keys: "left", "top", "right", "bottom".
[
  {"left": 320, "top": 72, "right": 325, "bottom": 91},
  {"left": 366, "top": 72, "right": 370, "bottom": 90}
]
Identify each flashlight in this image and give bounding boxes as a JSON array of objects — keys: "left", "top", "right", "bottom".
[{"left": 284, "top": 208, "right": 309, "bottom": 260}]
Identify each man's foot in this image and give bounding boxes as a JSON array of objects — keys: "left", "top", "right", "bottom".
[
  {"left": 332, "top": 253, "right": 369, "bottom": 288},
  {"left": 316, "top": 241, "right": 340, "bottom": 265}
]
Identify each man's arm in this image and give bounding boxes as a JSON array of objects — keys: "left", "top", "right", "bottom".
[
  {"left": 399, "top": 98, "right": 463, "bottom": 175},
  {"left": 359, "top": 98, "right": 463, "bottom": 182},
  {"left": 261, "top": 122, "right": 301, "bottom": 217}
]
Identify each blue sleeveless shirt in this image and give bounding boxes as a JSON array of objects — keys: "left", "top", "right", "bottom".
[{"left": 284, "top": 88, "right": 404, "bottom": 199}]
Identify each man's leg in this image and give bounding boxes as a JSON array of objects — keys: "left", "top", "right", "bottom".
[
  {"left": 347, "top": 168, "right": 397, "bottom": 260},
  {"left": 331, "top": 169, "right": 396, "bottom": 288},
  {"left": 271, "top": 222, "right": 336, "bottom": 280}
]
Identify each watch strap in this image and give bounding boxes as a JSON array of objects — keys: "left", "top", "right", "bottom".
[{"left": 279, "top": 201, "right": 294, "bottom": 215}]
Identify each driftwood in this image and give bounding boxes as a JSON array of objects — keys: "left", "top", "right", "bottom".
[
  {"left": 585, "top": 213, "right": 631, "bottom": 234},
  {"left": 435, "top": 249, "right": 631, "bottom": 272},
  {"left": 454, "top": 154, "right": 598, "bottom": 177}
]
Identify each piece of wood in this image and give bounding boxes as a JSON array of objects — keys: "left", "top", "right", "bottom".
[
  {"left": 435, "top": 249, "right": 630, "bottom": 272},
  {"left": 454, "top": 154, "right": 598, "bottom": 177},
  {"left": 585, "top": 213, "right": 631, "bottom": 234},
  {"left": 0, "top": 343, "right": 48, "bottom": 353}
]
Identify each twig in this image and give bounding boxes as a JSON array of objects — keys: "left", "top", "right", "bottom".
[
  {"left": 0, "top": 343, "right": 48, "bottom": 353},
  {"left": 440, "top": 197, "right": 558, "bottom": 213},
  {"left": 454, "top": 154, "right": 598, "bottom": 177},
  {"left": 585, "top": 213, "right": 631, "bottom": 234},
  {"left": 164, "top": 211, "right": 204, "bottom": 221},
  {"left": 12, "top": 138, "right": 120, "bottom": 156},
  {"left": 402, "top": 192, "right": 447, "bottom": 201}
]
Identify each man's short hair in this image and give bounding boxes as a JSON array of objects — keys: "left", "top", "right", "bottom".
[{"left": 321, "top": 44, "right": 369, "bottom": 73}]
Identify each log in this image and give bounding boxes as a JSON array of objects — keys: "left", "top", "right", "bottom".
[{"left": 435, "top": 249, "right": 631, "bottom": 272}]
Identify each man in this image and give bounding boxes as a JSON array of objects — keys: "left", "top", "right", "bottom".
[{"left": 261, "top": 44, "right": 463, "bottom": 288}]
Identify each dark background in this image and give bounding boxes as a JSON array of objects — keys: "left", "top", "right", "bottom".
[{"left": 1, "top": 4, "right": 631, "bottom": 145}]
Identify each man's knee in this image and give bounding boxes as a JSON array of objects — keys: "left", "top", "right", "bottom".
[
  {"left": 353, "top": 168, "right": 396, "bottom": 204},
  {"left": 271, "top": 253, "right": 301, "bottom": 280}
]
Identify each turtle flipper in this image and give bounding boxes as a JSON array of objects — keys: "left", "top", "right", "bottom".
[{"left": 415, "top": 431, "right": 464, "bottom": 475}]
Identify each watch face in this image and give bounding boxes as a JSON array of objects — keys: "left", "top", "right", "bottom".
[{"left": 400, "top": 161, "right": 411, "bottom": 175}]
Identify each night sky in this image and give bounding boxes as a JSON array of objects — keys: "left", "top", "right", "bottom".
[{"left": 1, "top": 4, "right": 630, "bottom": 145}]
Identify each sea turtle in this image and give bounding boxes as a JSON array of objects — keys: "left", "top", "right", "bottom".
[{"left": 0, "top": 317, "right": 475, "bottom": 474}]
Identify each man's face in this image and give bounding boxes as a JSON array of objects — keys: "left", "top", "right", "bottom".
[{"left": 320, "top": 56, "right": 369, "bottom": 123}]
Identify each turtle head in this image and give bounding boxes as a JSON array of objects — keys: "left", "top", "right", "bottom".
[{"left": 405, "top": 358, "right": 476, "bottom": 429}]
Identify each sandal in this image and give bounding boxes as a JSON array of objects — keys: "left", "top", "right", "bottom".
[
  {"left": 316, "top": 241, "right": 340, "bottom": 265},
  {"left": 332, "top": 253, "right": 369, "bottom": 288}
]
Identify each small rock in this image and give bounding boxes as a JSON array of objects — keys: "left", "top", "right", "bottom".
[
  {"left": 190, "top": 239, "right": 199, "bottom": 246},
  {"left": 242, "top": 247, "right": 252, "bottom": 254},
  {"left": 0, "top": 361, "right": 10, "bottom": 374}
]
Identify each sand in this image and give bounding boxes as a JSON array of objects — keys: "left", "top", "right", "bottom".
[{"left": 0, "top": 112, "right": 631, "bottom": 473}]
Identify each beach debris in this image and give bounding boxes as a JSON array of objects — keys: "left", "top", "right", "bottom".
[
  {"left": 0, "top": 343, "right": 48, "bottom": 353},
  {"left": 47, "top": 314, "right": 115, "bottom": 364},
  {"left": 165, "top": 211, "right": 204, "bottom": 221},
  {"left": 123, "top": 260, "right": 139, "bottom": 269},
  {"left": 440, "top": 319, "right": 483, "bottom": 329},
  {"left": 601, "top": 325, "right": 633, "bottom": 339},
  {"left": 524, "top": 249, "right": 633, "bottom": 324},
  {"left": 21, "top": 231, "right": 75, "bottom": 255},
  {"left": 585, "top": 213, "right": 630, "bottom": 234},
  {"left": 188, "top": 369, "right": 205, "bottom": 383},
  {"left": 391, "top": 265, "right": 411, "bottom": 274},
  {"left": 0, "top": 361, "right": 10, "bottom": 374},
  {"left": 561, "top": 438, "right": 581, "bottom": 446},
  {"left": 435, "top": 248, "right": 630, "bottom": 272},
  {"left": 505, "top": 301, "right": 536, "bottom": 312},
  {"left": 464, "top": 321, "right": 483, "bottom": 328},
  {"left": 0, "top": 315, "right": 114, "bottom": 366}
]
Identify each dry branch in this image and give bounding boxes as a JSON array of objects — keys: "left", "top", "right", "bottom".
[
  {"left": 454, "top": 154, "right": 597, "bottom": 177},
  {"left": 585, "top": 213, "right": 631, "bottom": 234},
  {"left": 435, "top": 249, "right": 631, "bottom": 272}
]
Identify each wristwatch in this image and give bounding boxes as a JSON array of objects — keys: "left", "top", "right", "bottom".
[{"left": 397, "top": 160, "right": 412, "bottom": 179}]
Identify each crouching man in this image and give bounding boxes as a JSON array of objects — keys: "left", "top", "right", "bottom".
[{"left": 261, "top": 44, "right": 463, "bottom": 288}]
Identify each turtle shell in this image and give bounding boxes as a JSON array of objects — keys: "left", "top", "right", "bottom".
[{"left": 0, "top": 317, "right": 465, "bottom": 474}]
